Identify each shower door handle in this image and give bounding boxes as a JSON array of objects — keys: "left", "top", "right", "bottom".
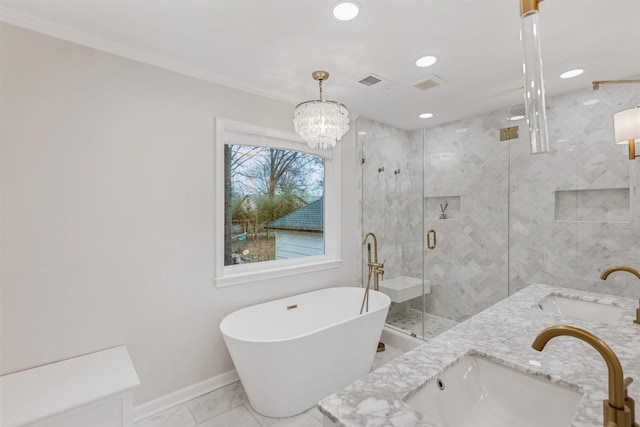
[{"left": 427, "top": 229, "right": 437, "bottom": 250}]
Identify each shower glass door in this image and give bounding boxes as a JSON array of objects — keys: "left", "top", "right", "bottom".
[
  {"left": 359, "top": 110, "right": 511, "bottom": 341},
  {"left": 360, "top": 124, "right": 426, "bottom": 339},
  {"left": 421, "top": 113, "right": 511, "bottom": 338}
]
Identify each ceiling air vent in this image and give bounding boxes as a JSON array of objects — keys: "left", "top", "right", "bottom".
[
  {"left": 358, "top": 73, "right": 398, "bottom": 90},
  {"left": 414, "top": 74, "right": 447, "bottom": 91},
  {"left": 359, "top": 75, "right": 382, "bottom": 86}
]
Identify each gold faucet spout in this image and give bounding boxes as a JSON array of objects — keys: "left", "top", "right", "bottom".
[
  {"left": 600, "top": 265, "right": 640, "bottom": 325},
  {"left": 363, "top": 232, "right": 378, "bottom": 264},
  {"left": 600, "top": 266, "right": 640, "bottom": 280},
  {"left": 363, "top": 232, "right": 384, "bottom": 291},
  {"left": 532, "top": 325, "right": 625, "bottom": 409},
  {"left": 532, "top": 325, "right": 636, "bottom": 427},
  {"left": 362, "top": 232, "right": 377, "bottom": 246}
]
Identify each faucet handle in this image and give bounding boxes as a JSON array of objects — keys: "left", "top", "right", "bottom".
[{"left": 624, "top": 377, "right": 634, "bottom": 401}]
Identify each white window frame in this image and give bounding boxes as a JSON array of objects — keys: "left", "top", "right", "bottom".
[{"left": 214, "top": 118, "right": 342, "bottom": 287}]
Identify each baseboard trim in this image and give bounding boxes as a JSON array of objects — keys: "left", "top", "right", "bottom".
[{"left": 132, "top": 370, "right": 239, "bottom": 422}]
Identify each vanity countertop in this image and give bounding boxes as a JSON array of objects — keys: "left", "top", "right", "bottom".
[{"left": 318, "top": 284, "right": 640, "bottom": 427}]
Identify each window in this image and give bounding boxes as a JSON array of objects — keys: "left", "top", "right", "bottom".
[{"left": 215, "top": 118, "right": 341, "bottom": 287}]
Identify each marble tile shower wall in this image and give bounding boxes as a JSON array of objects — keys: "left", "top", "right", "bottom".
[
  {"left": 357, "top": 81, "right": 640, "bottom": 323},
  {"left": 509, "top": 83, "right": 640, "bottom": 297},
  {"left": 422, "top": 111, "right": 510, "bottom": 321}
]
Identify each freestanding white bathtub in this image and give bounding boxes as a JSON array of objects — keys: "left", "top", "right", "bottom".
[{"left": 219, "top": 287, "right": 390, "bottom": 418}]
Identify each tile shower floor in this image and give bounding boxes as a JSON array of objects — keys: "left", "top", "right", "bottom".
[
  {"left": 386, "top": 307, "right": 459, "bottom": 340},
  {"left": 134, "top": 345, "right": 405, "bottom": 427}
]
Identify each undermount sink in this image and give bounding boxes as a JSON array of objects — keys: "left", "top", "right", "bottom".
[
  {"left": 537, "top": 294, "right": 623, "bottom": 325},
  {"left": 405, "top": 353, "right": 582, "bottom": 427}
]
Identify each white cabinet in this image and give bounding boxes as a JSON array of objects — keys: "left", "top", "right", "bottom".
[{"left": 1, "top": 346, "right": 140, "bottom": 427}]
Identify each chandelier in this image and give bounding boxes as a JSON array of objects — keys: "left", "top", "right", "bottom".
[{"left": 293, "top": 70, "right": 350, "bottom": 149}]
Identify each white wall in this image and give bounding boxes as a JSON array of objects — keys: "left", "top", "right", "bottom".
[{"left": 0, "top": 23, "right": 358, "bottom": 405}]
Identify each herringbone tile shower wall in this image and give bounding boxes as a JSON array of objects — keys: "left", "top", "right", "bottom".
[{"left": 358, "top": 80, "right": 640, "bottom": 323}]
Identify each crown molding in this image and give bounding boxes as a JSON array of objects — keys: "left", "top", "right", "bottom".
[{"left": 0, "top": 6, "right": 294, "bottom": 105}]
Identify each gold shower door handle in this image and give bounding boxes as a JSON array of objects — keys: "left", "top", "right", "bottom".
[{"left": 427, "top": 229, "right": 437, "bottom": 250}]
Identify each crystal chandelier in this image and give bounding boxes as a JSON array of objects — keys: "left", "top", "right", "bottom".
[{"left": 293, "top": 71, "right": 350, "bottom": 149}]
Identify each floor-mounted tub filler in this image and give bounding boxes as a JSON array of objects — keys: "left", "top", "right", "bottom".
[{"left": 220, "top": 287, "right": 390, "bottom": 418}]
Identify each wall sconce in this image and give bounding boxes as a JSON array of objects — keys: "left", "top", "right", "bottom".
[
  {"left": 614, "top": 106, "right": 640, "bottom": 160},
  {"left": 519, "top": 0, "right": 549, "bottom": 154}
]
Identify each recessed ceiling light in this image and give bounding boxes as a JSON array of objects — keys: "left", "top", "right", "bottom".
[
  {"left": 419, "top": 112, "right": 434, "bottom": 119},
  {"left": 583, "top": 99, "right": 600, "bottom": 106},
  {"left": 560, "top": 69, "right": 584, "bottom": 79},
  {"left": 332, "top": 1, "right": 360, "bottom": 21},
  {"left": 415, "top": 55, "right": 438, "bottom": 68},
  {"left": 509, "top": 115, "right": 525, "bottom": 121}
]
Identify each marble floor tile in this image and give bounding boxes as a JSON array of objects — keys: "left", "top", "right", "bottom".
[
  {"left": 386, "top": 308, "right": 459, "bottom": 340},
  {"left": 269, "top": 410, "right": 322, "bottom": 427},
  {"left": 242, "top": 403, "right": 279, "bottom": 427},
  {"left": 196, "top": 405, "right": 261, "bottom": 427},
  {"left": 307, "top": 406, "right": 323, "bottom": 423},
  {"left": 137, "top": 345, "right": 404, "bottom": 427},
  {"left": 186, "top": 381, "right": 247, "bottom": 423},
  {"left": 371, "top": 345, "right": 405, "bottom": 371},
  {"left": 134, "top": 404, "right": 196, "bottom": 427}
]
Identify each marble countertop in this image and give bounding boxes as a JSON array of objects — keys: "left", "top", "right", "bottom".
[{"left": 318, "top": 284, "right": 640, "bottom": 427}]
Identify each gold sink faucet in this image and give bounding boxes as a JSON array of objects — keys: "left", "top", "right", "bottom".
[
  {"left": 600, "top": 265, "right": 640, "bottom": 325},
  {"left": 532, "top": 325, "right": 637, "bottom": 427}
]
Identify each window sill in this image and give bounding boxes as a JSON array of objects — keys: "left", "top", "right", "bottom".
[{"left": 215, "top": 257, "right": 343, "bottom": 288}]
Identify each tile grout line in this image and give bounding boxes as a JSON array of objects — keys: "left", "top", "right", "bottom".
[
  {"left": 181, "top": 402, "right": 199, "bottom": 427},
  {"left": 244, "top": 403, "right": 272, "bottom": 427}
]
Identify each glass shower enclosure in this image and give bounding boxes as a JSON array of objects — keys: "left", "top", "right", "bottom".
[
  {"left": 359, "top": 77, "right": 640, "bottom": 341},
  {"left": 359, "top": 114, "right": 512, "bottom": 340}
]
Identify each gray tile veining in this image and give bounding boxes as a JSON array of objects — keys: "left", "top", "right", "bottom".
[
  {"left": 242, "top": 403, "right": 281, "bottom": 427},
  {"left": 386, "top": 308, "right": 459, "bottom": 340},
  {"left": 195, "top": 405, "right": 261, "bottom": 427},
  {"left": 134, "top": 404, "right": 197, "bottom": 427},
  {"left": 318, "top": 284, "right": 640, "bottom": 427},
  {"left": 270, "top": 409, "right": 323, "bottom": 427},
  {"left": 185, "top": 381, "right": 247, "bottom": 423}
]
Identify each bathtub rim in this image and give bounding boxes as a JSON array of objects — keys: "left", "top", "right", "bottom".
[{"left": 219, "top": 287, "right": 390, "bottom": 344}]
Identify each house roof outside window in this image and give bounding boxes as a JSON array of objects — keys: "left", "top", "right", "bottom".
[{"left": 265, "top": 197, "right": 323, "bottom": 233}]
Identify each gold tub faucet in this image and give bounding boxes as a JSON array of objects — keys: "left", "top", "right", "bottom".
[
  {"left": 600, "top": 265, "right": 640, "bottom": 325},
  {"left": 363, "top": 232, "right": 384, "bottom": 291},
  {"left": 532, "top": 325, "right": 637, "bottom": 427}
]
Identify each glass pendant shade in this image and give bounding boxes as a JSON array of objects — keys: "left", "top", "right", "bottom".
[
  {"left": 520, "top": 9, "right": 550, "bottom": 154},
  {"left": 293, "top": 71, "right": 350, "bottom": 150}
]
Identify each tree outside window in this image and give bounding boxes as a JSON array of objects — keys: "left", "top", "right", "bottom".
[{"left": 224, "top": 145, "right": 325, "bottom": 266}]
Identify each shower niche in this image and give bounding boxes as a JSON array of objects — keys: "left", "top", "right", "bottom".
[
  {"left": 554, "top": 188, "right": 630, "bottom": 222},
  {"left": 425, "top": 196, "right": 461, "bottom": 220}
]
